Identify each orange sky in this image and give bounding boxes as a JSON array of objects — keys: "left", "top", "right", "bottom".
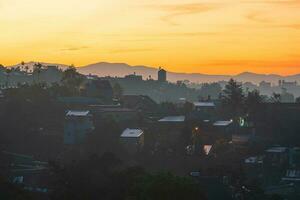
[{"left": 0, "top": 0, "right": 300, "bottom": 75}]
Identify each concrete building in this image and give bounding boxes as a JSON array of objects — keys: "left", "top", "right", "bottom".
[
  {"left": 124, "top": 72, "right": 143, "bottom": 81},
  {"left": 120, "top": 128, "right": 144, "bottom": 154},
  {"left": 259, "top": 81, "right": 271, "bottom": 88},
  {"left": 192, "top": 102, "right": 216, "bottom": 121},
  {"left": 64, "top": 110, "right": 94, "bottom": 145},
  {"left": 279, "top": 80, "right": 297, "bottom": 88},
  {"left": 158, "top": 67, "right": 167, "bottom": 82},
  {"left": 264, "top": 146, "right": 289, "bottom": 167}
]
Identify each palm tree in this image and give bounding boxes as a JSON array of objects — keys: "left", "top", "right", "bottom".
[{"left": 33, "top": 63, "right": 43, "bottom": 83}]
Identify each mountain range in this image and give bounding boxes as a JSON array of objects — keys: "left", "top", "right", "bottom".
[{"left": 9, "top": 61, "right": 300, "bottom": 85}]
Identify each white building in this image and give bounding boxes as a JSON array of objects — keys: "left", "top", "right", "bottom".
[
  {"left": 158, "top": 116, "right": 185, "bottom": 123},
  {"left": 120, "top": 128, "right": 144, "bottom": 154}
]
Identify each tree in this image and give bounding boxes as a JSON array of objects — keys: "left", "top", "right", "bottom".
[
  {"left": 5, "top": 68, "right": 12, "bottom": 87},
  {"left": 25, "top": 65, "right": 29, "bottom": 73},
  {"left": 271, "top": 92, "right": 281, "bottom": 103},
  {"left": 61, "top": 66, "right": 85, "bottom": 95},
  {"left": 199, "top": 82, "right": 222, "bottom": 100},
  {"left": 132, "top": 172, "right": 207, "bottom": 200},
  {"left": 33, "top": 62, "right": 43, "bottom": 83},
  {"left": 0, "top": 176, "right": 31, "bottom": 200},
  {"left": 221, "top": 79, "right": 244, "bottom": 119},
  {"left": 245, "top": 90, "right": 264, "bottom": 125},
  {"left": 159, "top": 102, "right": 178, "bottom": 115}
]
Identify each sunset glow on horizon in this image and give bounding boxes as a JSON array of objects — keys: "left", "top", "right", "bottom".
[{"left": 1, "top": 0, "right": 300, "bottom": 75}]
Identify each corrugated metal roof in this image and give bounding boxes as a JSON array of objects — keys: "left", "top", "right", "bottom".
[
  {"left": 213, "top": 120, "right": 233, "bottom": 126},
  {"left": 158, "top": 116, "right": 185, "bottom": 122},
  {"left": 120, "top": 128, "right": 143, "bottom": 138},
  {"left": 66, "top": 110, "right": 90, "bottom": 117},
  {"left": 193, "top": 102, "right": 215, "bottom": 107},
  {"left": 266, "top": 147, "right": 288, "bottom": 153}
]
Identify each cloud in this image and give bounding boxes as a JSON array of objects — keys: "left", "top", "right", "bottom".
[
  {"left": 274, "top": 23, "right": 300, "bottom": 29},
  {"left": 201, "top": 59, "right": 265, "bottom": 67},
  {"left": 243, "top": 0, "right": 300, "bottom": 6},
  {"left": 149, "top": 3, "right": 219, "bottom": 25},
  {"left": 263, "top": 0, "right": 300, "bottom": 5},
  {"left": 246, "top": 11, "right": 273, "bottom": 23},
  {"left": 60, "top": 46, "right": 89, "bottom": 51},
  {"left": 157, "top": 31, "right": 219, "bottom": 37},
  {"left": 109, "top": 48, "right": 154, "bottom": 54}
]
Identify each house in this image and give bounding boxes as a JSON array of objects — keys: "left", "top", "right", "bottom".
[
  {"left": 121, "top": 95, "right": 157, "bottom": 113},
  {"left": 120, "top": 128, "right": 144, "bottom": 154},
  {"left": 1, "top": 151, "right": 49, "bottom": 194},
  {"left": 264, "top": 146, "right": 289, "bottom": 167},
  {"left": 231, "top": 133, "right": 254, "bottom": 146},
  {"left": 156, "top": 116, "right": 186, "bottom": 148},
  {"left": 244, "top": 156, "right": 264, "bottom": 181},
  {"left": 210, "top": 120, "right": 234, "bottom": 139},
  {"left": 81, "top": 79, "right": 113, "bottom": 103},
  {"left": 64, "top": 110, "right": 94, "bottom": 145},
  {"left": 90, "top": 106, "right": 138, "bottom": 126},
  {"left": 158, "top": 116, "right": 185, "bottom": 123},
  {"left": 289, "top": 147, "right": 300, "bottom": 168},
  {"left": 193, "top": 102, "right": 215, "bottom": 111},
  {"left": 191, "top": 102, "right": 216, "bottom": 121},
  {"left": 281, "top": 169, "right": 300, "bottom": 183}
]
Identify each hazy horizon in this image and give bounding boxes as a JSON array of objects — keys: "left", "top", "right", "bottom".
[
  {"left": 5, "top": 60, "right": 300, "bottom": 77},
  {"left": 1, "top": 0, "right": 300, "bottom": 75}
]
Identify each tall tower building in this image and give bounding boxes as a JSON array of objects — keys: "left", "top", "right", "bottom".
[{"left": 158, "top": 67, "right": 167, "bottom": 82}]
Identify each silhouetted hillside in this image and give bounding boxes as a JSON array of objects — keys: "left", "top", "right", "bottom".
[{"left": 6, "top": 61, "right": 300, "bottom": 84}]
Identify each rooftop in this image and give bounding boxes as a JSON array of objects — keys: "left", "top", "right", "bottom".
[
  {"left": 193, "top": 102, "right": 215, "bottom": 107},
  {"left": 66, "top": 110, "right": 90, "bottom": 117},
  {"left": 213, "top": 120, "right": 233, "bottom": 127},
  {"left": 266, "top": 146, "right": 288, "bottom": 153},
  {"left": 158, "top": 116, "right": 185, "bottom": 122},
  {"left": 245, "top": 156, "right": 263, "bottom": 164},
  {"left": 121, "top": 128, "right": 144, "bottom": 138}
]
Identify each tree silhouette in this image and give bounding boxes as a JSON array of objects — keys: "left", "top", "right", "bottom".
[
  {"left": 61, "top": 66, "right": 84, "bottom": 95},
  {"left": 245, "top": 89, "right": 264, "bottom": 125},
  {"left": 221, "top": 79, "right": 244, "bottom": 119},
  {"left": 112, "top": 82, "right": 123, "bottom": 100},
  {"left": 271, "top": 92, "right": 281, "bottom": 103},
  {"left": 33, "top": 63, "right": 43, "bottom": 83},
  {"left": 5, "top": 68, "right": 12, "bottom": 87}
]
